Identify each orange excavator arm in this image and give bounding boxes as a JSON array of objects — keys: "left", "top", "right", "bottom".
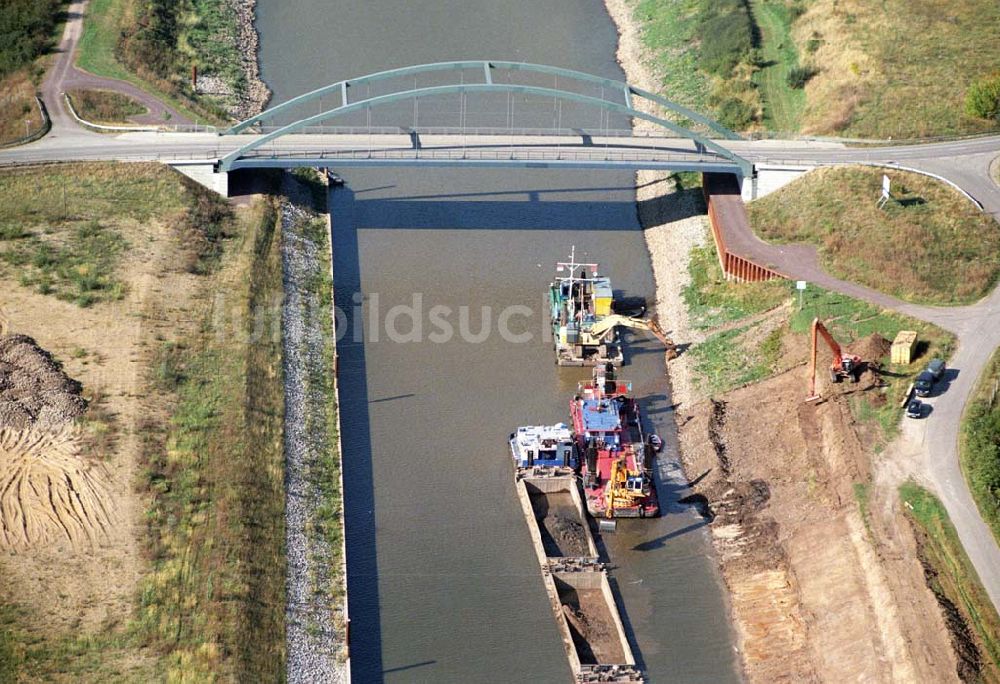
[{"left": 809, "top": 318, "right": 845, "bottom": 399}]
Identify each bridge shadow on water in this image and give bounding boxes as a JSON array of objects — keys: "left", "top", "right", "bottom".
[{"left": 338, "top": 178, "right": 701, "bottom": 231}]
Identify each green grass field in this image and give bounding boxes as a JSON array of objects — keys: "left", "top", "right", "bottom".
[
  {"left": 900, "top": 482, "right": 1000, "bottom": 681},
  {"left": 76, "top": 0, "right": 218, "bottom": 123},
  {"left": 960, "top": 349, "right": 1000, "bottom": 546},
  {"left": 67, "top": 88, "right": 147, "bottom": 124},
  {"left": 749, "top": 166, "right": 1000, "bottom": 305},
  {"left": 749, "top": 1, "right": 806, "bottom": 132}
]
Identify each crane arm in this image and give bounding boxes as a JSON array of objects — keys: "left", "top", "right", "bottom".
[
  {"left": 588, "top": 314, "right": 669, "bottom": 344},
  {"left": 808, "top": 317, "right": 851, "bottom": 399},
  {"left": 814, "top": 319, "right": 844, "bottom": 365}
]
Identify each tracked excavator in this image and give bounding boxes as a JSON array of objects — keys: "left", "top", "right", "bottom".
[
  {"left": 605, "top": 456, "right": 648, "bottom": 518},
  {"left": 557, "top": 314, "right": 678, "bottom": 366},
  {"left": 807, "top": 317, "right": 862, "bottom": 401}
]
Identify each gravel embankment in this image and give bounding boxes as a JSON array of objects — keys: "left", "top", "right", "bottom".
[
  {"left": 229, "top": 0, "right": 271, "bottom": 119},
  {"left": 603, "top": 0, "right": 709, "bottom": 408},
  {"left": 281, "top": 195, "right": 346, "bottom": 683}
]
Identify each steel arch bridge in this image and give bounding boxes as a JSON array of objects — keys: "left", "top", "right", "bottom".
[{"left": 216, "top": 60, "right": 752, "bottom": 177}]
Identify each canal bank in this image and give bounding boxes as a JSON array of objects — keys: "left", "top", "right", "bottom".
[{"left": 255, "top": 1, "right": 740, "bottom": 681}]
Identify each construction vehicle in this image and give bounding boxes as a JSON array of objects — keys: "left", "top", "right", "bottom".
[
  {"left": 604, "top": 456, "right": 650, "bottom": 518},
  {"left": 585, "top": 314, "right": 678, "bottom": 362},
  {"left": 807, "top": 317, "right": 862, "bottom": 401},
  {"left": 549, "top": 248, "right": 675, "bottom": 365}
]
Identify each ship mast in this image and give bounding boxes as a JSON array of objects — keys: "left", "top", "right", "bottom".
[{"left": 555, "top": 246, "right": 599, "bottom": 322}]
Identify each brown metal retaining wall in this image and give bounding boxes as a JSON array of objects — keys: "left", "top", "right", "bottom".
[{"left": 702, "top": 173, "right": 785, "bottom": 283}]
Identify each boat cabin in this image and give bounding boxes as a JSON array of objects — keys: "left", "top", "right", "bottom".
[{"left": 509, "top": 424, "right": 577, "bottom": 469}]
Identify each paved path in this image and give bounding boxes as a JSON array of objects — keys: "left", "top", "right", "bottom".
[{"left": 40, "top": 0, "right": 191, "bottom": 133}]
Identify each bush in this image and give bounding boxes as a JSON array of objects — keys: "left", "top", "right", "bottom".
[
  {"left": 717, "top": 98, "right": 756, "bottom": 129},
  {"left": 965, "top": 74, "right": 1000, "bottom": 121},
  {"left": 0, "top": 0, "right": 61, "bottom": 77},
  {"left": 698, "top": 10, "right": 755, "bottom": 77},
  {"left": 787, "top": 66, "right": 818, "bottom": 89},
  {"left": 964, "top": 396, "right": 1000, "bottom": 535}
]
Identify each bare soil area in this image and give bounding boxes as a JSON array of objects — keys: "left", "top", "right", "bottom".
[
  {"left": 679, "top": 362, "right": 959, "bottom": 682},
  {"left": 0, "top": 164, "right": 202, "bottom": 649}
]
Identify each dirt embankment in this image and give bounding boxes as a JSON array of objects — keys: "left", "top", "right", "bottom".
[{"left": 679, "top": 362, "right": 959, "bottom": 682}]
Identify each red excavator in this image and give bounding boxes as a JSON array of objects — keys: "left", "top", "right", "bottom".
[{"left": 807, "top": 317, "right": 862, "bottom": 401}]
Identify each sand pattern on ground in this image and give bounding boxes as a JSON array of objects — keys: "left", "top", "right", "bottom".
[
  {"left": 0, "top": 426, "right": 114, "bottom": 550},
  {"left": 0, "top": 334, "right": 114, "bottom": 550}
]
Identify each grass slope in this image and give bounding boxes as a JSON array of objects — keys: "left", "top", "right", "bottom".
[
  {"left": 0, "top": 73, "right": 44, "bottom": 145},
  {"left": 795, "top": 0, "right": 1000, "bottom": 137},
  {"left": 750, "top": 1, "right": 806, "bottom": 131},
  {"left": 140, "top": 199, "right": 286, "bottom": 681},
  {"left": 960, "top": 349, "right": 1000, "bottom": 547},
  {"left": 749, "top": 166, "right": 1000, "bottom": 305}
]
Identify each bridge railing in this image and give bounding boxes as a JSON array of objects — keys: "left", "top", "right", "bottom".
[{"left": 245, "top": 125, "right": 685, "bottom": 139}]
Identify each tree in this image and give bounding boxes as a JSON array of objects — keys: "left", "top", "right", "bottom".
[{"left": 965, "top": 74, "right": 1000, "bottom": 121}]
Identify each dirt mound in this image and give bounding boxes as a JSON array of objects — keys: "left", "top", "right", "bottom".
[
  {"left": 0, "top": 334, "right": 113, "bottom": 550},
  {"left": 545, "top": 515, "right": 588, "bottom": 557},
  {"left": 847, "top": 333, "right": 892, "bottom": 363},
  {"left": 0, "top": 334, "right": 87, "bottom": 430},
  {"left": 0, "top": 426, "right": 115, "bottom": 549}
]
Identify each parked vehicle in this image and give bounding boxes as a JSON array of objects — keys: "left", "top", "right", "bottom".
[
  {"left": 905, "top": 399, "right": 924, "bottom": 419},
  {"left": 927, "top": 358, "right": 946, "bottom": 381},
  {"left": 914, "top": 371, "right": 936, "bottom": 397}
]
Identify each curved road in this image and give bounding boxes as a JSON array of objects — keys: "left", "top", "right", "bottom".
[{"left": 41, "top": 0, "right": 191, "bottom": 130}]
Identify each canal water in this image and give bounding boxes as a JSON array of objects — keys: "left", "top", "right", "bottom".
[{"left": 256, "top": 2, "right": 740, "bottom": 682}]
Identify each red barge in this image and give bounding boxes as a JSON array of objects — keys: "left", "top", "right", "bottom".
[{"left": 571, "top": 363, "right": 659, "bottom": 518}]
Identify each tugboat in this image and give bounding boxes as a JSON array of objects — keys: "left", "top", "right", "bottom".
[
  {"left": 509, "top": 423, "right": 577, "bottom": 476},
  {"left": 571, "top": 363, "right": 659, "bottom": 518}
]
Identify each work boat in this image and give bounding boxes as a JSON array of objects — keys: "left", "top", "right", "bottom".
[
  {"left": 549, "top": 247, "right": 623, "bottom": 367},
  {"left": 509, "top": 423, "right": 577, "bottom": 477},
  {"left": 572, "top": 363, "right": 659, "bottom": 518}
]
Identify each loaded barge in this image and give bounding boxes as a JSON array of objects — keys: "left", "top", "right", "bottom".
[{"left": 510, "top": 426, "right": 643, "bottom": 682}]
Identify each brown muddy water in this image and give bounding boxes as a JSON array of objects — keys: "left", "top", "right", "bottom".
[{"left": 256, "top": 1, "right": 740, "bottom": 681}]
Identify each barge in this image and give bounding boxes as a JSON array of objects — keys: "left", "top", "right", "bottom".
[
  {"left": 572, "top": 364, "right": 658, "bottom": 518},
  {"left": 511, "top": 425, "right": 643, "bottom": 682}
]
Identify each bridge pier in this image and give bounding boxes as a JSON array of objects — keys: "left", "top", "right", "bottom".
[{"left": 166, "top": 161, "right": 229, "bottom": 197}]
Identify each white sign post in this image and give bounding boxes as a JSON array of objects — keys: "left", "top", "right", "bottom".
[
  {"left": 796, "top": 280, "right": 807, "bottom": 310},
  {"left": 877, "top": 174, "right": 892, "bottom": 209}
]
